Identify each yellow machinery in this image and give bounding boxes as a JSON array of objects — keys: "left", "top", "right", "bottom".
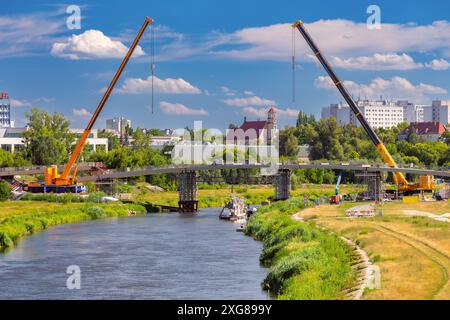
[
  {"left": 292, "top": 20, "right": 434, "bottom": 194},
  {"left": 23, "top": 17, "right": 154, "bottom": 193}
]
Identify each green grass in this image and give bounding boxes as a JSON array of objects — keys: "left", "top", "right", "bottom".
[
  {"left": 0, "top": 202, "right": 146, "bottom": 251},
  {"left": 245, "top": 197, "right": 356, "bottom": 300}
]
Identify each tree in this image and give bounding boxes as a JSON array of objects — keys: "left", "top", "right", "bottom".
[
  {"left": 0, "top": 180, "right": 11, "bottom": 201},
  {"left": 132, "top": 127, "right": 150, "bottom": 150},
  {"left": 22, "top": 108, "right": 75, "bottom": 165},
  {"left": 279, "top": 128, "right": 299, "bottom": 157},
  {"left": 98, "top": 130, "right": 120, "bottom": 151}
]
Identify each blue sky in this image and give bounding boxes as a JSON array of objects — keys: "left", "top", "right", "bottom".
[{"left": 1, "top": 0, "right": 450, "bottom": 130}]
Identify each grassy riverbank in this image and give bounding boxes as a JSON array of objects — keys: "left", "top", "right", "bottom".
[
  {"left": 0, "top": 201, "right": 146, "bottom": 251},
  {"left": 299, "top": 202, "right": 450, "bottom": 299},
  {"left": 244, "top": 197, "right": 356, "bottom": 300},
  {"left": 135, "top": 185, "right": 363, "bottom": 208}
]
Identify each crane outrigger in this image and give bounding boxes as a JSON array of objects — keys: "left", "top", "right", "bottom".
[
  {"left": 292, "top": 20, "right": 434, "bottom": 194},
  {"left": 23, "top": 17, "right": 154, "bottom": 193}
]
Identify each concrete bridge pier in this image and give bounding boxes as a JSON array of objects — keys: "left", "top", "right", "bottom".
[
  {"left": 178, "top": 171, "right": 198, "bottom": 213},
  {"left": 274, "top": 169, "right": 291, "bottom": 201}
]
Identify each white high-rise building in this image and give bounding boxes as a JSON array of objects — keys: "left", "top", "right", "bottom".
[
  {"left": 0, "top": 92, "right": 11, "bottom": 128},
  {"left": 350, "top": 100, "right": 404, "bottom": 129},
  {"left": 397, "top": 100, "right": 432, "bottom": 123},
  {"left": 106, "top": 117, "right": 131, "bottom": 135},
  {"left": 322, "top": 99, "right": 405, "bottom": 129},
  {"left": 321, "top": 103, "right": 352, "bottom": 125},
  {"left": 432, "top": 100, "right": 450, "bottom": 125}
]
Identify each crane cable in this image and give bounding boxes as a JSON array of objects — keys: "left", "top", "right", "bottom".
[
  {"left": 150, "top": 23, "right": 156, "bottom": 114},
  {"left": 291, "top": 26, "right": 296, "bottom": 103}
]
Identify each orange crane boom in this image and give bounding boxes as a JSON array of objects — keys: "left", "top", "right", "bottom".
[{"left": 25, "top": 17, "right": 153, "bottom": 192}]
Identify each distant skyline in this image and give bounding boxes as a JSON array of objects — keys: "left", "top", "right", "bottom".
[{"left": 1, "top": 0, "right": 449, "bottom": 130}]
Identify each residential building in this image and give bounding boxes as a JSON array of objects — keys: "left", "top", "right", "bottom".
[
  {"left": 322, "top": 99, "right": 405, "bottom": 129},
  {"left": 398, "top": 101, "right": 432, "bottom": 123},
  {"left": 0, "top": 92, "right": 11, "bottom": 128},
  {"left": 0, "top": 127, "right": 108, "bottom": 153},
  {"left": 432, "top": 100, "right": 450, "bottom": 125},
  {"left": 106, "top": 117, "right": 131, "bottom": 135},
  {"left": 398, "top": 122, "right": 447, "bottom": 142},
  {"left": 351, "top": 100, "right": 404, "bottom": 129}
]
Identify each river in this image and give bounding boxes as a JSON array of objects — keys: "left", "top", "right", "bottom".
[{"left": 0, "top": 208, "right": 269, "bottom": 299}]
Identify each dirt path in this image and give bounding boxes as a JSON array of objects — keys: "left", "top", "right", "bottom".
[
  {"left": 292, "top": 210, "right": 374, "bottom": 300},
  {"left": 403, "top": 210, "right": 450, "bottom": 223},
  {"left": 369, "top": 223, "right": 450, "bottom": 299}
]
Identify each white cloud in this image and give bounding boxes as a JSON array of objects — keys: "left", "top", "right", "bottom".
[
  {"left": 243, "top": 106, "right": 299, "bottom": 118},
  {"left": 72, "top": 108, "right": 92, "bottom": 117},
  {"left": 51, "top": 29, "right": 145, "bottom": 59},
  {"left": 202, "top": 20, "right": 450, "bottom": 72},
  {"left": 425, "top": 58, "right": 450, "bottom": 70},
  {"left": 242, "top": 107, "right": 267, "bottom": 117},
  {"left": 220, "top": 86, "right": 236, "bottom": 96},
  {"left": 223, "top": 95, "right": 275, "bottom": 107},
  {"left": 117, "top": 76, "right": 201, "bottom": 94},
  {"left": 10, "top": 99, "right": 32, "bottom": 108},
  {"left": 0, "top": 11, "right": 65, "bottom": 58},
  {"left": 160, "top": 101, "right": 208, "bottom": 116},
  {"left": 315, "top": 75, "right": 447, "bottom": 103},
  {"left": 243, "top": 90, "right": 254, "bottom": 95},
  {"left": 331, "top": 53, "right": 424, "bottom": 70}
]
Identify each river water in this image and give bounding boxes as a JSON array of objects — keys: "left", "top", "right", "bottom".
[{"left": 0, "top": 208, "right": 269, "bottom": 299}]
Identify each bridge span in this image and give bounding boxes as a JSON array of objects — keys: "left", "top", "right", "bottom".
[
  {"left": 2, "top": 162, "right": 449, "bottom": 213},
  {"left": 76, "top": 163, "right": 450, "bottom": 182}
]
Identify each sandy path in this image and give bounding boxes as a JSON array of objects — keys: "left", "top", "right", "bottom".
[{"left": 403, "top": 210, "right": 450, "bottom": 223}]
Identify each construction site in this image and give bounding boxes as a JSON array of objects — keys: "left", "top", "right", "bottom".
[{"left": 0, "top": 1, "right": 449, "bottom": 305}]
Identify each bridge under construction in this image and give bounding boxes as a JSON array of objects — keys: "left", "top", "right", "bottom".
[{"left": 3, "top": 162, "right": 449, "bottom": 212}]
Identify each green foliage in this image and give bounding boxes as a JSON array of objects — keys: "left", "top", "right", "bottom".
[
  {"left": 0, "top": 203, "right": 146, "bottom": 251},
  {"left": 279, "top": 128, "right": 299, "bottom": 157},
  {"left": 98, "top": 129, "right": 120, "bottom": 151},
  {"left": 290, "top": 117, "right": 450, "bottom": 169},
  {"left": 0, "top": 231, "right": 13, "bottom": 249},
  {"left": 0, "top": 180, "right": 11, "bottom": 201},
  {"left": 0, "top": 149, "right": 30, "bottom": 168},
  {"left": 20, "top": 192, "right": 107, "bottom": 203},
  {"left": 86, "top": 206, "right": 106, "bottom": 219},
  {"left": 21, "top": 108, "right": 75, "bottom": 165},
  {"left": 245, "top": 196, "right": 355, "bottom": 299}
]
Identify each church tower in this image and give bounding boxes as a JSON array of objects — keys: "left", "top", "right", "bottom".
[{"left": 266, "top": 106, "right": 277, "bottom": 144}]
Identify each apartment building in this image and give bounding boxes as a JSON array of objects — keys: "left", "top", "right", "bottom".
[
  {"left": 432, "top": 100, "right": 450, "bottom": 125},
  {"left": 0, "top": 127, "right": 108, "bottom": 153}
]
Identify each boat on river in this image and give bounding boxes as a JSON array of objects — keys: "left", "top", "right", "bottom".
[{"left": 219, "top": 196, "right": 248, "bottom": 222}]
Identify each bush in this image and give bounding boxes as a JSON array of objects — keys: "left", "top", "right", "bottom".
[
  {"left": 0, "top": 231, "right": 14, "bottom": 249},
  {"left": 85, "top": 206, "right": 106, "bottom": 219},
  {"left": 0, "top": 180, "right": 11, "bottom": 201},
  {"left": 245, "top": 195, "right": 355, "bottom": 299}
]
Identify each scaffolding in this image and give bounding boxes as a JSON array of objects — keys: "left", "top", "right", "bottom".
[{"left": 178, "top": 170, "right": 198, "bottom": 212}]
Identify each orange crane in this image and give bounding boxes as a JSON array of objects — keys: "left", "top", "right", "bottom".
[
  {"left": 23, "top": 17, "right": 154, "bottom": 193},
  {"left": 292, "top": 20, "right": 434, "bottom": 194}
]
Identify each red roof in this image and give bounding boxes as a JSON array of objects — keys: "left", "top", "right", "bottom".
[
  {"left": 268, "top": 106, "right": 276, "bottom": 113},
  {"left": 240, "top": 120, "right": 267, "bottom": 132},
  {"left": 401, "top": 122, "right": 446, "bottom": 136}
]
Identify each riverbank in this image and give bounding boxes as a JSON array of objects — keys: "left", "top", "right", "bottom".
[
  {"left": 0, "top": 201, "right": 146, "bottom": 251},
  {"left": 244, "top": 197, "right": 356, "bottom": 299},
  {"left": 298, "top": 202, "right": 450, "bottom": 299}
]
